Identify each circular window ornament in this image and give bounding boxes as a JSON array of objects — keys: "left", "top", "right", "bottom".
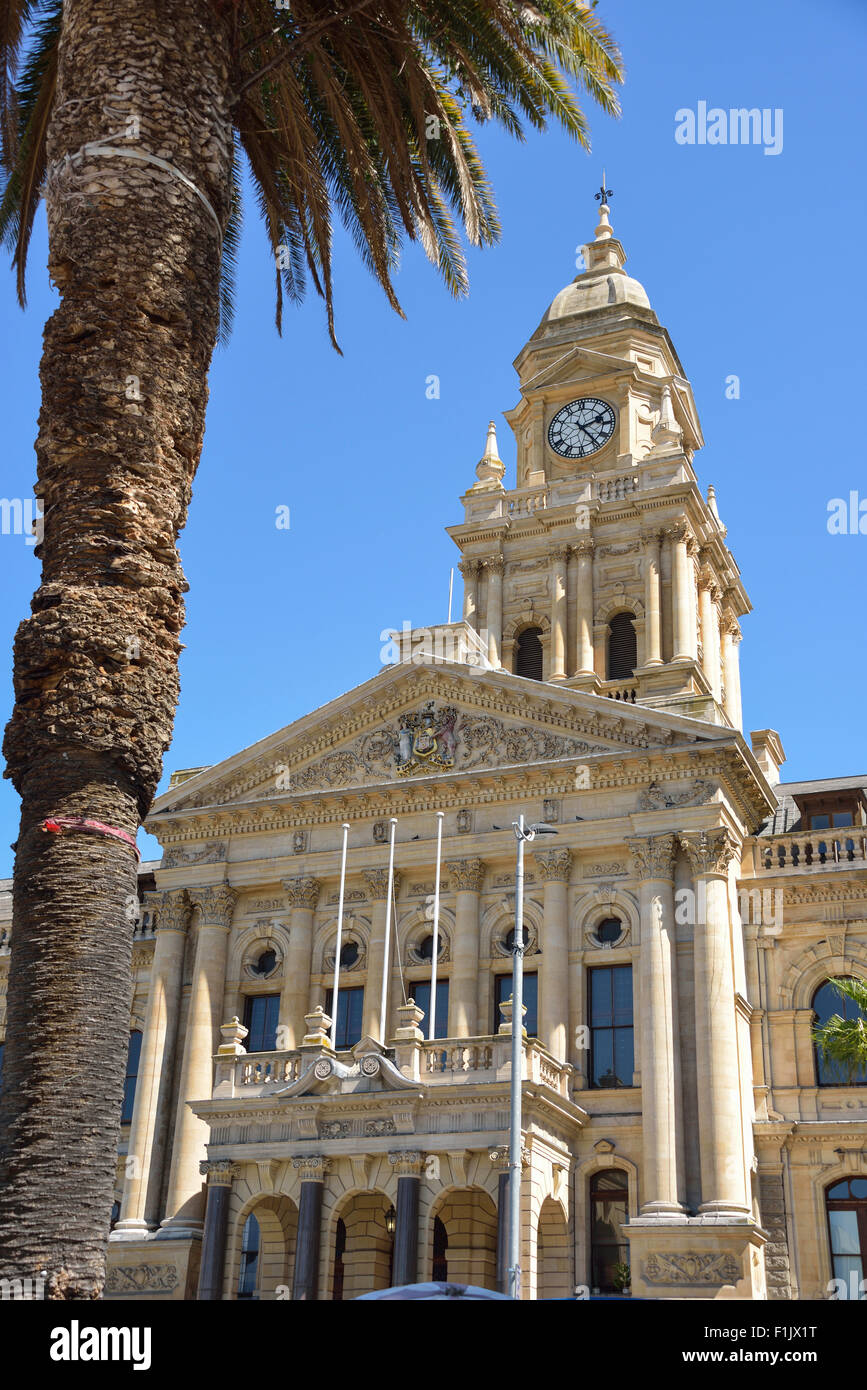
[
  {"left": 595, "top": 917, "right": 623, "bottom": 945},
  {"left": 250, "top": 948, "right": 278, "bottom": 977}
]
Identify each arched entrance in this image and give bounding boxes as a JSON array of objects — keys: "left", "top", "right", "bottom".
[
  {"left": 229, "top": 1195, "right": 298, "bottom": 1300},
  {"left": 430, "top": 1187, "right": 498, "bottom": 1289},
  {"left": 330, "top": 1191, "right": 395, "bottom": 1300},
  {"left": 537, "top": 1197, "right": 571, "bottom": 1299}
]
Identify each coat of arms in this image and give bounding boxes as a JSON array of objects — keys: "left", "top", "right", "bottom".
[{"left": 395, "top": 702, "right": 458, "bottom": 777}]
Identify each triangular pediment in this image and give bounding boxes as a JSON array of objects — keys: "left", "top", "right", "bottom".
[
  {"left": 518, "top": 343, "right": 635, "bottom": 395},
  {"left": 151, "top": 661, "right": 732, "bottom": 816}
]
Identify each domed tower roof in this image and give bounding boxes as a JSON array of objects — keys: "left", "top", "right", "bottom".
[{"left": 535, "top": 187, "right": 656, "bottom": 337}]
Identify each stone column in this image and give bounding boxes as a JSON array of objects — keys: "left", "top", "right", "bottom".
[
  {"left": 535, "top": 849, "right": 572, "bottom": 1061},
  {"left": 566, "top": 545, "right": 578, "bottom": 676},
  {"left": 484, "top": 556, "right": 505, "bottom": 669},
  {"left": 721, "top": 607, "right": 743, "bottom": 729},
  {"left": 162, "top": 884, "right": 238, "bottom": 1234},
  {"left": 280, "top": 876, "right": 320, "bottom": 1048},
  {"left": 114, "top": 889, "right": 189, "bottom": 1236},
  {"left": 642, "top": 529, "right": 663, "bottom": 666},
  {"left": 490, "top": 1146, "right": 511, "bottom": 1294},
  {"left": 197, "top": 1160, "right": 238, "bottom": 1300},
  {"left": 574, "top": 538, "right": 595, "bottom": 674},
  {"left": 292, "top": 1155, "right": 330, "bottom": 1300},
  {"left": 459, "top": 558, "right": 480, "bottom": 629},
  {"left": 668, "top": 521, "right": 693, "bottom": 661},
  {"left": 698, "top": 563, "right": 722, "bottom": 700},
  {"left": 680, "top": 830, "right": 750, "bottom": 1216},
  {"left": 549, "top": 546, "right": 569, "bottom": 681},
  {"left": 363, "top": 868, "right": 400, "bottom": 1042},
  {"left": 447, "top": 858, "right": 484, "bottom": 1037},
  {"left": 627, "top": 835, "right": 685, "bottom": 1216},
  {"left": 390, "top": 1151, "right": 423, "bottom": 1286}
]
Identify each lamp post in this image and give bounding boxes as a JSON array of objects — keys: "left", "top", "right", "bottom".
[{"left": 507, "top": 815, "right": 558, "bottom": 1300}]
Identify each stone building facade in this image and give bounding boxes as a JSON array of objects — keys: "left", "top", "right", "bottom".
[{"left": 1, "top": 200, "right": 865, "bottom": 1302}]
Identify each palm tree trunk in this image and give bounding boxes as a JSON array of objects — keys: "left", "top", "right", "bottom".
[{"left": 0, "top": 0, "right": 233, "bottom": 1297}]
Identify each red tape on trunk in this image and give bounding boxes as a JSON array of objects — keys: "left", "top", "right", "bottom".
[{"left": 41, "top": 816, "right": 140, "bottom": 861}]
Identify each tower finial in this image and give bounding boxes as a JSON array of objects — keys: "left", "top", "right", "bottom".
[
  {"left": 473, "top": 419, "right": 505, "bottom": 489},
  {"left": 594, "top": 172, "right": 613, "bottom": 241}
]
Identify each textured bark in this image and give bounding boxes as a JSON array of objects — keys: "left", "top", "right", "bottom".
[{"left": 0, "top": 0, "right": 233, "bottom": 1296}]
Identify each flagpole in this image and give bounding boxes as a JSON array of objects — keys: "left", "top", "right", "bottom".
[
  {"left": 379, "top": 817, "right": 398, "bottom": 1044},
  {"left": 330, "top": 822, "right": 350, "bottom": 1049},
  {"left": 447, "top": 568, "right": 454, "bottom": 624},
  {"left": 429, "top": 811, "right": 444, "bottom": 1040}
]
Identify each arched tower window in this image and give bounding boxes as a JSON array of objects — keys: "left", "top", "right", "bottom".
[
  {"left": 515, "top": 627, "right": 543, "bottom": 681},
  {"left": 825, "top": 1178, "right": 867, "bottom": 1297},
  {"left": 607, "top": 612, "right": 636, "bottom": 680},
  {"left": 237, "top": 1212, "right": 261, "bottom": 1300},
  {"left": 589, "top": 1170, "right": 629, "bottom": 1293}
]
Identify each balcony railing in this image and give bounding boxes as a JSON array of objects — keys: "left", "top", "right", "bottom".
[
  {"left": 217, "top": 1035, "right": 572, "bottom": 1100},
  {"left": 754, "top": 831, "right": 867, "bottom": 872}
]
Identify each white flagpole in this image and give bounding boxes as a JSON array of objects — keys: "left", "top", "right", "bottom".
[
  {"left": 447, "top": 568, "right": 454, "bottom": 624},
  {"left": 429, "top": 811, "right": 445, "bottom": 1041},
  {"left": 330, "top": 822, "right": 350, "bottom": 1049},
  {"left": 379, "top": 817, "right": 398, "bottom": 1044}
]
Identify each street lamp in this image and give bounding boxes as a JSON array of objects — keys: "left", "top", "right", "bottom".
[{"left": 507, "top": 815, "right": 557, "bottom": 1300}]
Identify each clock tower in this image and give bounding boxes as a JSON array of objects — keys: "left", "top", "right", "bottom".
[{"left": 449, "top": 195, "right": 748, "bottom": 729}]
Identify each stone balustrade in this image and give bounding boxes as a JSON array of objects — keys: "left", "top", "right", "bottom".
[
  {"left": 596, "top": 474, "right": 639, "bottom": 502},
  {"left": 754, "top": 830, "right": 867, "bottom": 872}
]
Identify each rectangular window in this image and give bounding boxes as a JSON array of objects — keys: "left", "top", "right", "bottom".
[
  {"left": 120, "top": 1030, "right": 143, "bottom": 1125},
  {"left": 810, "top": 814, "right": 830, "bottom": 830},
  {"left": 833, "top": 812, "right": 854, "bottom": 827},
  {"left": 243, "top": 994, "right": 280, "bottom": 1053},
  {"left": 589, "top": 966, "right": 634, "bottom": 1088},
  {"left": 410, "top": 979, "right": 449, "bottom": 1039},
  {"left": 325, "top": 986, "right": 364, "bottom": 1050},
  {"left": 495, "top": 971, "right": 538, "bottom": 1037}
]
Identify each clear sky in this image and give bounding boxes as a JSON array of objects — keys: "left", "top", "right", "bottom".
[{"left": 1, "top": 0, "right": 865, "bottom": 875}]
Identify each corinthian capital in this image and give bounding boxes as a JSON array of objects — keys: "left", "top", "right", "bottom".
[
  {"left": 678, "top": 829, "right": 739, "bottom": 878},
  {"left": 283, "top": 875, "right": 320, "bottom": 909},
  {"left": 388, "top": 1150, "right": 424, "bottom": 1177},
  {"left": 458, "top": 557, "right": 480, "bottom": 579},
  {"left": 534, "top": 848, "right": 573, "bottom": 882},
  {"left": 199, "top": 1159, "right": 239, "bottom": 1187},
  {"left": 626, "top": 834, "right": 677, "bottom": 881},
  {"left": 574, "top": 536, "right": 595, "bottom": 557},
  {"left": 664, "top": 520, "right": 692, "bottom": 546},
  {"left": 484, "top": 554, "right": 505, "bottom": 576},
  {"left": 447, "top": 858, "right": 485, "bottom": 893},
  {"left": 151, "top": 888, "right": 189, "bottom": 934},
  {"left": 188, "top": 884, "right": 237, "bottom": 928},
  {"left": 364, "top": 868, "right": 400, "bottom": 901},
  {"left": 292, "top": 1154, "right": 331, "bottom": 1181}
]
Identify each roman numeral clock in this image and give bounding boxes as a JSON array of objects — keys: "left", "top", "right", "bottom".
[{"left": 547, "top": 397, "right": 616, "bottom": 459}]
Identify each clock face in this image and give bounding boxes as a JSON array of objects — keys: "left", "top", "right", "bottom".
[{"left": 548, "top": 397, "right": 616, "bottom": 459}]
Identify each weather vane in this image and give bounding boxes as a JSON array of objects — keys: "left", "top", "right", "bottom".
[{"left": 595, "top": 169, "right": 613, "bottom": 205}]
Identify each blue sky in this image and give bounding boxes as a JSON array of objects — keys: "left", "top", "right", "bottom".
[{"left": 1, "top": 0, "right": 865, "bottom": 875}]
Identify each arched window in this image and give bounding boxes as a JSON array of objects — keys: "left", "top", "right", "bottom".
[
  {"left": 237, "top": 1213, "right": 261, "bottom": 1300},
  {"left": 515, "top": 627, "right": 543, "bottom": 681},
  {"left": 590, "top": 1170, "right": 629, "bottom": 1293},
  {"left": 826, "top": 1178, "right": 867, "bottom": 1298},
  {"left": 607, "top": 612, "right": 637, "bottom": 680},
  {"left": 121, "top": 1030, "right": 143, "bottom": 1125},
  {"left": 812, "top": 979, "right": 867, "bottom": 1086}
]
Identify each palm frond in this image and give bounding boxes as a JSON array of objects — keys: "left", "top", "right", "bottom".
[{"left": 812, "top": 977, "right": 867, "bottom": 1084}]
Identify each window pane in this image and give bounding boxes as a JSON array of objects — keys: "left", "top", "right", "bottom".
[
  {"left": 613, "top": 1027, "right": 635, "bottom": 1085},
  {"left": 850, "top": 1179, "right": 867, "bottom": 1199},
  {"left": 589, "top": 969, "right": 613, "bottom": 1027},
  {"left": 612, "top": 966, "right": 633, "bottom": 1026},
  {"left": 237, "top": 1214, "right": 260, "bottom": 1299},
  {"left": 120, "top": 1031, "right": 143, "bottom": 1125},
  {"left": 811, "top": 814, "right": 830, "bottom": 829},
  {"left": 495, "top": 972, "right": 537, "bottom": 1036},
  {"left": 833, "top": 812, "right": 854, "bottom": 827},
  {"left": 325, "top": 987, "right": 364, "bottom": 1050},
  {"left": 592, "top": 1029, "right": 614, "bottom": 1087},
  {"left": 829, "top": 1209, "right": 861, "bottom": 1256},
  {"left": 827, "top": 1180, "right": 851, "bottom": 1199},
  {"left": 412, "top": 979, "right": 449, "bottom": 1039},
  {"left": 243, "top": 994, "right": 280, "bottom": 1053}
]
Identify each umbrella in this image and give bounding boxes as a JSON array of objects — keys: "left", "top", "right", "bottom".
[{"left": 355, "top": 1281, "right": 512, "bottom": 1300}]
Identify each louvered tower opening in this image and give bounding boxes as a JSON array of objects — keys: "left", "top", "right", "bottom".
[
  {"left": 515, "top": 626, "right": 543, "bottom": 681},
  {"left": 607, "top": 612, "right": 637, "bottom": 680}
]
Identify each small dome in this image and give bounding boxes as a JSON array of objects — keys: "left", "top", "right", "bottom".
[{"left": 543, "top": 271, "right": 651, "bottom": 323}]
